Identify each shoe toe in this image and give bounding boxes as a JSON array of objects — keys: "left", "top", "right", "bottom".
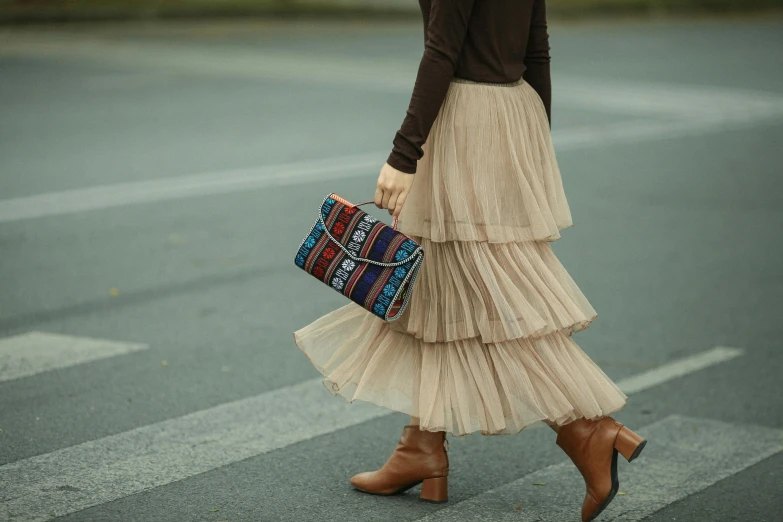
[{"left": 350, "top": 471, "right": 373, "bottom": 489}]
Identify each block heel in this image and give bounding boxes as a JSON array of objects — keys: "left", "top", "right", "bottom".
[
  {"left": 614, "top": 426, "right": 647, "bottom": 463},
  {"left": 420, "top": 476, "right": 448, "bottom": 503}
]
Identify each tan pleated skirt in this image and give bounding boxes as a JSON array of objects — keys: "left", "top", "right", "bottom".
[{"left": 293, "top": 76, "right": 628, "bottom": 436}]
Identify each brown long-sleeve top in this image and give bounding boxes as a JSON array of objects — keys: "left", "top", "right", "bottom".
[{"left": 386, "top": 0, "right": 552, "bottom": 175}]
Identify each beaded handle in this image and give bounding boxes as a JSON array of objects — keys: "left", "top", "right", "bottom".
[
  {"left": 330, "top": 194, "right": 398, "bottom": 230},
  {"left": 353, "top": 201, "right": 398, "bottom": 230}
]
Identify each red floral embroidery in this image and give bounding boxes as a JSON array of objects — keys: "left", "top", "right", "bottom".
[
  {"left": 312, "top": 266, "right": 325, "bottom": 278},
  {"left": 343, "top": 206, "right": 357, "bottom": 215},
  {"left": 323, "top": 247, "right": 335, "bottom": 260},
  {"left": 333, "top": 222, "right": 345, "bottom": 235}
]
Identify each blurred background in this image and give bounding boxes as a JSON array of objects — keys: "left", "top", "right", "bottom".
[
  {"left": 1, "top": 1, "right": 782, "bottom": 521},
  {"left": 2, "top": 0, "right": 783, "bottom": 20}
]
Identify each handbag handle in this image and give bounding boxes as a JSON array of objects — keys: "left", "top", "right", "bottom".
[{"left": 348, "top": 199, "right": 399, "bottom": 230}]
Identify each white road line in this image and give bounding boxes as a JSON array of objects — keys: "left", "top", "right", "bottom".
[
  {"left": 0, "top": 346, "right": 743, "bottom": 521},
  {"left": 616, "top": 346, "right": 743, "bottom": 395},
  {"left": 0, "top": 152, "right": 382, "bottom": 224},
  {"left": 0, "top": 377, "right": 390, "bottom": 522},
  {"left": 555, "top": 75, "right": 783, "bottom": 118},
  {"left": 0, "top": 332, "right": 148, "bottom": 384},
  {"left": 552, "top": 115, "right": 768, "bottom": 150},
  {"left": 416, "top": 415, "right": 783, "bottom": 522}
]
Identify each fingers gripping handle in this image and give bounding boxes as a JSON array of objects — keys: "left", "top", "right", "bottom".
[{"left": 329, "top": 194, "right": 399, "bottom": 230}]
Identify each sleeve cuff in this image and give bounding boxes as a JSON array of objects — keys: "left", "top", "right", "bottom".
[{"left": 386, "top": 151, "right": 417, "bottom": 174}]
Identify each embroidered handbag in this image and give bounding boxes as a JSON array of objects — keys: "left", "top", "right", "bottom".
[{"left": 294, "top": 192, "right": 424, "bottom": 321}]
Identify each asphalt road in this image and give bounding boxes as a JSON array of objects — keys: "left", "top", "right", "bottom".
[{"left": 1, "top": 15, "right": 782, "bottom": 522}]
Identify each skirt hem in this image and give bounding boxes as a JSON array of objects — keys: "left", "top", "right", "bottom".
[
  {"left": 294, "top": 330, "right": 627, "bottom": 437},
  {"left": 293, "top": 309, "right": 629, "bottom": 437}
]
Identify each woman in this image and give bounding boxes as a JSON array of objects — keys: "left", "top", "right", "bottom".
[{"left": 293, "top": 0, "right": 647, "bottom": 520}]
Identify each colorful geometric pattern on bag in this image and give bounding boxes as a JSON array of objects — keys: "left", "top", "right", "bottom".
[{"left": 294, "top": 193, "right": 424, "bottom": 321}]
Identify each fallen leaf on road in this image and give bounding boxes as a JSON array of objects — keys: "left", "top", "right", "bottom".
[
  {"left": 109, "top": 288, "right": 119, "bottom": 297},
  {"left": 161, "top": 360, "right": 168, "bottom": 367},
  {"left": 618, "top": 491, "right": 629, "bottom": 496},
  {"left": 516, "top": 504, "right": 521, "bottom": 510}
]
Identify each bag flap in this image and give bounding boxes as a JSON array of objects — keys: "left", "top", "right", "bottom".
[{"left": 319, "top": 194, "right": 420, "bottom": 266}]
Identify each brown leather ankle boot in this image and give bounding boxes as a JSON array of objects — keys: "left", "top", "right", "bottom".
[
  {"left": 556, "top": 417, "right": 647, "bottom": 522},
  {"left": 350, "top": 424, "right": 450, "bottom": 503}
]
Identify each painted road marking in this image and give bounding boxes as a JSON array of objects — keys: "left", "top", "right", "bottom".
[
  {"left": 416, "top": 415, "right": 783, "bottom": 522},
  {"left": 0, "top": 332, "right": 148, "bottom": 384},
  {"left": 0, "top": 152, "right": 382, "bottom": 224},
  {"left": 554, "top": 75, "right": 783, "bottom": 119},
  {"left": 0, "top": 346, "right": 744, "bottom": 521},
  {"left": 0, "top": 377, "right": 390, "bottom": 522},
  {"left": 616, "top": 346, "right": 743, "bottom": 395}
]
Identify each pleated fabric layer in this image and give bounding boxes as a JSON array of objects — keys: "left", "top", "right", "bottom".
[
  {"left": 396, "top": 79, "right": 573, "bottom": 244},
  {"left": 387, "top": 234, "right": 597, "bottom": 344},
  {"left": 292, "top": 76, "right": 628, "bottom": 436},
  {"left": 294, "top": 303, "right": 626, "bottom": 437}
]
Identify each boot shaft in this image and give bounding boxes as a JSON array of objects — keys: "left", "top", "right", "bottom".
[{"left": 398, "top": 424, "right": 450, "bottom": 477}]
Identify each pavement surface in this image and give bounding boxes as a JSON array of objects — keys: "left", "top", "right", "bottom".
[{"left": 1, "top": 15, "right": 782, "bottom": 522}]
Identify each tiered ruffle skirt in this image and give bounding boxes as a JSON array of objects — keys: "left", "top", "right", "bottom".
[{"left": 293, "top": 77, "right": 628, "bottom": 436}]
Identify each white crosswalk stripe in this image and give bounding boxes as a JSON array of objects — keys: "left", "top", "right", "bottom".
[
  {"left": 0, "top": 377, "right": 389, "bottom": 522},
  {"left": 0, "top": 332, "right": 148, "bottom": 384},
  {"left": 0, "top": 346, "right": 745, "bottom": 521},
  {"left": 416, "top": 415, "right": 783, "bottom": 522}
]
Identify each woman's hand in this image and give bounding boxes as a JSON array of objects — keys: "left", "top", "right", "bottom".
[{"left": 374, "top": 162, "right": 414, "bottom": 219}]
